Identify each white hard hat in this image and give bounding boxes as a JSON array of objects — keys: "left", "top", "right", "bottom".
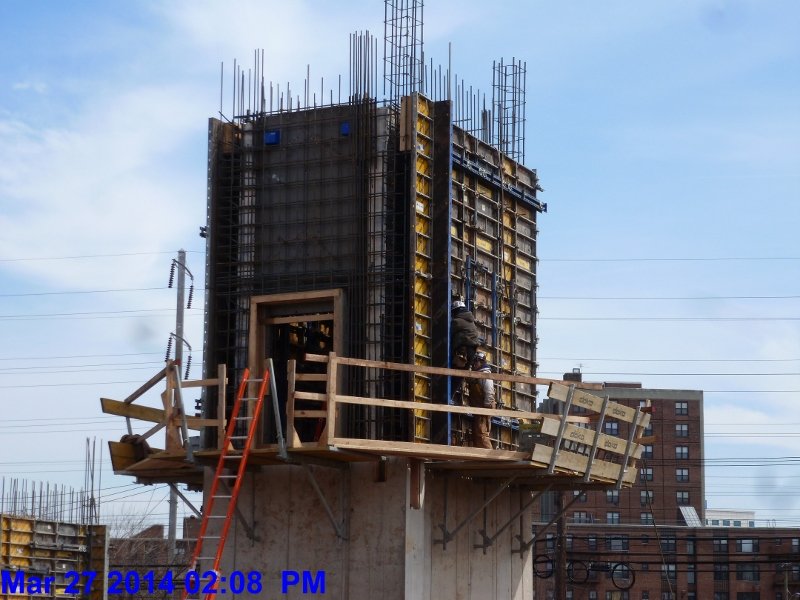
[{"left": 452, "top": 300, "right": 466, "bottom": 310}]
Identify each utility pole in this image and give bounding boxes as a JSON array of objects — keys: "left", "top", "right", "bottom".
[
  {"left": 168, "top": 249, "right": 186, "bottom": 568},
  {"left": 554, "top": 490, "right": 566, "bottom": 600}
]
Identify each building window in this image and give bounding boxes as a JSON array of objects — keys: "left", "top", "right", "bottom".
[
  {"left": 662, "top": 594, "right": 676, "bottom": 600},
  {"left": 642, "top": 593, "right": 649, "bottom": 600},
  {"left": 714, "top": 562, "right": 729, "bottom": 580},
  {"left": 687, "top": 594, "right": 696, "bottom": 600},
  {"left": 711, "top": 519, "right": 720, "bottom": 525},
  {"left": 736, "top": 538, "right": 759, "bottom": 553},
  {"left": 687, "top": 563, "right": 696, "bottom": 584},
  {"left": 660, "top": 536, "right": 677, "bottom": 553},
  {"left": 644, "top": 422, "right": 653, "bottom": 436},
  {"left": 733, "top": 520, "right": 741, "bottom": 527},
  {"left": 676, "top": 468, "right": 689, "bottom": 482},
  {"left": 573, "top": 511, "right": 591, "bottom": 524},
  {"left": 641, "top": 512, "right": 654, "bottom": 525},
  {"left": 723, "top": 519, "right": 731, "bottom": 526},
  {"left": 686, "top": 537, "right": 696, "bottom": 554},
  {"left": 713, "top": 538, "right": 729, "bottom": 552},
  {"left": 566, "top": 535, "right": 574, "bottom": 550},
  {"left": 661, "top": 563, "right": 677, "bottom": 583},
  {"left": 675, "top": 401, "right": 688, "bottom": 416},
  {"left": 605, "top": 420, "right": 619, "bottom": 435},
  {"left": 642, "top": 444, "right": 654, "bottom": 459},
  {"left": 607, "top": 489, "right": 620, "bottom": 504},
  {"left": 676, "top": 491, "right": 690, "bottom": 505},
  {"left": 588, "top": 592, "right": 597, "bottom": 600},
  {"left": 641, "top": 490, "right": 654, "bottom": 506},
  {"left": 566, "top": 591, "right": 573, "bottom": 600},
  {"left": 641, "top": 535, "right": 650, "bottom": 544},
  {"left": 573, "top": 489, "right": 587, "bottom": 502},
  {"left": 607, "top": 511, "right": 621, "bottom": 524},
  {"left": 713, "top": 594, "right": 729, "bottom": 600},
  {"left": 675, "top": 423, "right": 689, "bottom": 437},
  {"left": 736, "top": 563, "right": 759, "bottom": 581},
  {"left": 546, "top": 533, "right": 556, "bottom": 550},
  {"left": 606, "top": 593, "right": 628, "bottom": 600},
  {"left": 675, "top": 446, "right": 689, "bottom": 459},
  {"left": 736, "top": 594, "right": 760, "bottom": 600},
  {"left": 641, "top": 562, "right": 649, "bottom": 571},
  {"left": 588, "top": 536, "right": 597, "bottom": 551},
  {"left": 640, "top": 467, "right": 654, "bottom": 482},
  {"left": 792, "top": 538, "right": 799, "bottom": 552},
  {"left": 606, "top": 535, "right": 629, "bottom": 551}
]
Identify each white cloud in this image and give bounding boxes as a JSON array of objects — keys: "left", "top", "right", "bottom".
[{"left": 11, "top": 81, "right": 47, "bottom": 94}]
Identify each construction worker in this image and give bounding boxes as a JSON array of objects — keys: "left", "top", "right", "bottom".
[
  {"left": 467, "top": 351, "right": 495, "bottom": 449},
  {"left": 451, "top": 299, "right": 481, "bottom": 368}
]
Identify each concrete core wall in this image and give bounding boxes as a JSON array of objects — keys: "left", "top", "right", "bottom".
[{"left": 220, "top": 458, "right": 533, "bottom": 600}]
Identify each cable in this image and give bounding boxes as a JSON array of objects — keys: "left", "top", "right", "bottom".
[
  {"left": 0, "top": 307, "right": 202, "bottom": 319},
  {"left": 0, "top": 351, "right": 164, "bottom": 361},
  {"left": 540, "top": 294, "right": 800, "bottom": 300},
  {"left": 540, "top": 256, "right": 800, "bottom": 262},
  {"left": 0, "top": 250, "right": 203, "bottom": 262},
  {"left": 539, "top": 316, "right": 800, "bottom": 321},
  {"left": 0, "top": 286, "right": 169, "bottom": 298}
]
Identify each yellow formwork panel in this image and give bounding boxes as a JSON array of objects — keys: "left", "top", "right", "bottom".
[
  {"left": 516, "top": 255, "right": 532, "bottom": 270},
  {"left": 476, "top": 236, "right": 494, "bottom": 253}
]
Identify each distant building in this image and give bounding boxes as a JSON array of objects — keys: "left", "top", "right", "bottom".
[
  {"left": 705, "top": 509, "right": 757, "bottom": 528},
  {"left": 532, "top": 373, "right": 800, "bottom": 599}
]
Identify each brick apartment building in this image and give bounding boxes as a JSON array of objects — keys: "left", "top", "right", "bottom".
[{"left": 532, "top": 377, "right": 800, "bottom": 600}]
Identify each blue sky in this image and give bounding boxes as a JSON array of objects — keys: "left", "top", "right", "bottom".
[{"left": 0, "top": 0, "right": 798, "bottom": 530}]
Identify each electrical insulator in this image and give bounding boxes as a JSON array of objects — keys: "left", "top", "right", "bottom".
[
  {"left": 187, "top": 284, "right": 194, "bottom": 310},
  {"left": 184, "top": 355, "right": 192, "bottom": 380},
  {"left": 168, "top": 261, "right": 176, "bottom": 288},
  {"left": 165, "top": 336, "right": 173, "bottom": 362}
]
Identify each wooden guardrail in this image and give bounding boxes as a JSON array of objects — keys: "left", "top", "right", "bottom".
[{"left": 286, "top": 353, "right": 651, "bottom": 486}]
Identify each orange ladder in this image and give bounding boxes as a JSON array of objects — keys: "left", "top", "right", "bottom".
[{"left": 182, "top": 367, "right": 269, "bottom": 600}]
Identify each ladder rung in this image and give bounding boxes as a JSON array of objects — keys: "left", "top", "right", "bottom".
[
  {"left": 213, "top": 495, "right": 233, "bottom": 499},
  {"left": 208, "top": 515, "right": 227, "bottom": 519},
  {"left": 218, "top": 475, "right": 237, "bottom": 479},
  {"left": 203, "top": 535, "right": 221, "bottom": 539},
  {"left": 223, "top": 455, "right": 242, "bottom": 459},
  {"left": 229, "top": 435, "right": 249, "bottom": 440}
]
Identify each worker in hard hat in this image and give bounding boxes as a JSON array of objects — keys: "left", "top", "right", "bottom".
[
  {"left": 467, "top": 351, "right": 495, "bottom": 449},
  {"left": 451, "top": 299, "right": 481, "bottom": 368}
]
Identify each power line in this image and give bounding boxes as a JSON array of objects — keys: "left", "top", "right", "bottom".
[
  {"left": 0, "top": 307, "right": 201, "bottom": 319},
  {"left": 0, "top": 351, "right": 164, "bottom": 361},
  {"left": 0, "top": 286, "right": 169, "bottom": 297},
  {"left": 540, "top": 316, "right": 800, "bottom": 321},
  {"left": 541, "top": 294, "right": 800, "bottom": 300},
  {"left": 0, "top": 250, "right": 203, "bottom": 262},
  {"left": 540, "top": 357, "right": 800, "bottom": 363},
  {"left": 540, "top": 256, "right": 800, "bottom": 262}
]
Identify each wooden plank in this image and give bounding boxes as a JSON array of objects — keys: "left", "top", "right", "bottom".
[
  {"left": 536, "top": 418, "right": 643, "bottom": 459},
  {"left": 295, "top": 373, "right": 329, "bottom": 382},
  {"left": 286, "top": 359, "right": 300, "bottom": 448},
  {"left": 295, "top": 410, "right": 327, "bottom": 418},
  {"left": 326, "top": 354, "right": 604, "bottom": 390},
  {"left": 549, "top": 382, "right": 650, "bottom": 427},
  {"left": 325, "top": 353, "right": 338, "bottom": 444},
  {"left": 108, "top": 441, "right": 138, "bottom": 471},
  {"left": 294, "top": 391, "right": 328, "bottom": 402},
  {"left": 332, "top": 437, "right": 529, "bottom": 461},
  {"left": 102, "top": 398, "right": 165, "bottom": 423},
  {"left": 263, "top": 313, "right": 334, "bottom": 325},
  {"left": 250, "top": 288, "right": 342, "bottom": 306},
  {"left": 181, "top": 377, "right": 223, "bottom": 389},
  {"left": 304, "top": 353, "right": 330, "bottom": 363},
  {"left": 123, "top": 366, "right": 168, "bottom": 404},
  {"left": 529, "top": 444, "right": 634, "bottom": 484},
  {"left": 335, "top": 393, "right": 544, "bottom": 420}
]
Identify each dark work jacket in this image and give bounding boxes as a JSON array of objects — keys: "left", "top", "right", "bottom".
[{"left": 451, "top": 310, "right": 481, "bottom": 350}]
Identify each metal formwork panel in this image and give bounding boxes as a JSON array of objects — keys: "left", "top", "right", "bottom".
[
  {"left": 449, "top": 126, "right": 542, "bottom": 422},
  {"left": 409, "top": 93, "right": 435, "bottom": 443},
  {"left": 0, "top": 516, "right": 106, "bottom": 600}
]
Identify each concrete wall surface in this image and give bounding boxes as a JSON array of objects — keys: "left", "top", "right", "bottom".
[{"left": 219, "top": 459, "right": 533, "bottom": 600}]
